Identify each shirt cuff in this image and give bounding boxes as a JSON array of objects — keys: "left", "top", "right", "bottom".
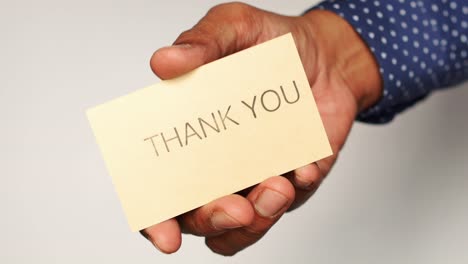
[{"left": 312, "top": 0, "right": 467, "bottom": 123}]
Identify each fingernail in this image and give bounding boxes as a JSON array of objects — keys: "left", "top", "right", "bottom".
[
  {"left": 294, "top": 165, "right": 316, "bottom": 189},
  {"left": 156, "top": 44, "right": 192, "bottom": 53},
  {"left": 254, "top": 189, "right": 289, "bottom": 217},
  {"left": 211, "top": 211, "right": 242, "bottom": 230},
  {"left": 172, "top": 43, "right": 192, "bottom": 49}
]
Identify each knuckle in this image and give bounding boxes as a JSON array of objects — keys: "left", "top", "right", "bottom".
[
  {"left": 174, "top": 26, "right": 211, "bottom": 46},
  {"left": 175, "top": 2, "right": 262, "bottom": 56},
  {"left": 208, "top": 2, "right": 252, "bottom": 17},
  {"left": 207, "top": 2, "right": 257, "bottom": 32}
]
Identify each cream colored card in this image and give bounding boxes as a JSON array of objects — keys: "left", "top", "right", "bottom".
[{"left": 87, "top": 33, "right": 332, "bottom": 231}]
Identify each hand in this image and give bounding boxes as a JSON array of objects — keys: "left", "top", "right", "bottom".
[{"left": 141, "top": 2, "right": 382, "bottom": 255}]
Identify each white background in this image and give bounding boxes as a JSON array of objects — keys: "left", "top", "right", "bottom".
[{"left": 1, "top": 0, "right": 467, "bottom": 263}]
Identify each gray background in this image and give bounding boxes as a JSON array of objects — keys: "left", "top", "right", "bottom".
[{"left": 2, "top": 0, "right": 467, "bottom": 263}]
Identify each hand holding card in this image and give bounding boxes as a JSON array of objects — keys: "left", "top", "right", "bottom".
[
  {"left": 87, "top": 33, "right": 332, "bottom": 231},
  {"left": 87, "top": 3, "right": 381, "bottom": 255}
]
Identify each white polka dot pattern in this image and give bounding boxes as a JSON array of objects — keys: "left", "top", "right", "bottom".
[{"left": 314, "top": 0, "right": 468, "bottom": 123}]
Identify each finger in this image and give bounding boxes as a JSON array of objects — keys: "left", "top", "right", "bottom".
[
  {"left": 150, "top": 3, "right": 263, "bottom": 79},
  {"left": 291, "top": 163, "right": 322, "bottom": 189},
  {"left": 205, "top": 176, "right": 295, "bottom": 256},
  {"left": 178, "top": 194, "right": 254, "bottom": 237},
  {"left": 150, "top": 44, "right": 209, "bottom": 80},
  {"left": 141, "top": 218, "right": 182, "bottom": 254},
  {"left": 287, "top": 163, "right": 324, "bottom": 211}
]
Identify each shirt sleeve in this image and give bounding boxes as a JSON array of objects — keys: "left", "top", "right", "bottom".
[{"left": 312, "top": 0, "right": 468, "bottom": 123}]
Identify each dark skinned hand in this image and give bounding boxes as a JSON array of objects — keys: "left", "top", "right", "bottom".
[{"left": 141, "top": 2, "right": 382, "bottom": 256}]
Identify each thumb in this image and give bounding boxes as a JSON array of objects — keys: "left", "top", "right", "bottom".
[{"left": 150, "top": 3, "right": 263, "bottom": 80}]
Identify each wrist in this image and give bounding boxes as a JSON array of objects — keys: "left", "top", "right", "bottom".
[{"left": 302, "top": 10, "right": 382, "bottom": 112}]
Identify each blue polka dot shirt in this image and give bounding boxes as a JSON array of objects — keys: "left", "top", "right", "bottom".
[{"left": 313, "top": 0, "right": 467, "bottom": 123}]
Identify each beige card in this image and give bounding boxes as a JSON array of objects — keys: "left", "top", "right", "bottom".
[{"left": 87, "top": 33, "right": 332, "bottom": 231}]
